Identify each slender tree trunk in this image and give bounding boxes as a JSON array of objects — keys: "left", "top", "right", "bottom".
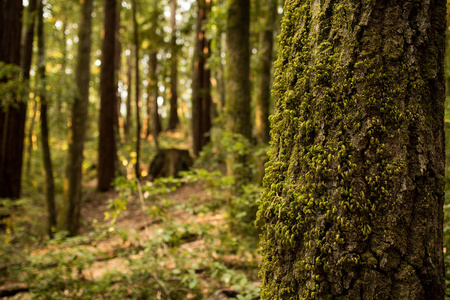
[
  {"left": 57, "top": 0, "right": 93, "bottom": 236},
  {"left": 37, "top": 0, "right": 56, "bottom": 236},
  {"left": 124, "top": 53, "right": 132, "bottom": 140},
  {"left": 132, "top": 0, "right": 141, "bottom": 179},
  {"left": 98, "top": 0, "right": 117, "bottom": 192},
  {"left": 225, "top": 0, "right": 251, "bottom": 184},
  {"left": 257, "top": 1, "right": 446, "bottom": 299},
  {"left": 22, "top": 0, "right": 38, "bottom": 182},
  {"left": 192, "top": 0, "right": 212, "bottom": 157},
  {"left": 255, "top": 0, "right": 277, "bottom": 183},
  {"left": 25, "top": 97, "right": 37, "bottom": 178},
  {"left": 167, "top": 0, "right": 179, "bottom": 131},
  {"left": 255, "top": 0, "right": 276, "bottom": 145},
  {"left": 0, "top": 1, "right": 25, "bottom": 199},
  {"left": 114, "top": 4, "right": 121, "bottom": 140}
]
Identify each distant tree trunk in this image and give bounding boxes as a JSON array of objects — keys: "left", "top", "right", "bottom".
[
  {"left": 167, "top": 0, "right": 179, "bottom": 131},
  {"left": 255, "top": 0, "right": 277, "bottom": 183},
  {"left": 257, "top": 1, "right": 446, "bottom": 299},
  {"left": 21, "top": 0, "right": 37, "bottom": 80},
  {"left": 58, "top": 0, "right": 93, "bottom": 236},
  {"left": 148, "top": 50, "right": 161, "bottom": 145},
  {"left": 37, "top": 0, "right": 56, "bottom": 236},
  {"left": 255, "top": 0, "right": 276, "bottom": 145},
  {"left": 132, "top": 0, "right": 141, "bottom": 179},
  {"left": 114, "top": 4, "right": 121, "bottom": 140},
  {"left": 98, "top": 0, "right": 117, "bottom": 192},
  {"left": 0, "top": 1, "right": 25, "bottom": 199},
  {"left": 58, "top": 14, "right": 67, "bottom": 114},
  {"left": 225, "top": 0, "right": 251, "bottom": 184},
  {"left": 124, "top": 53, "right": 132, "bottom": 140},
  {"left": 192, "top": 0, "right": 212, "bottom": 157},
  {"left": 22, "top": 0, "right": 38, "bottom": 181}
]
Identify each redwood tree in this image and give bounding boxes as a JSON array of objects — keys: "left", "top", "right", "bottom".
[
  {"left": 257, "top": 1, "right": 446, "bottom": 299},
  {"left": 0, "top": 1, "right": 24, "bottom": 198},
  {"left": 98, "top": 0, "right": 117, "bottom": 191},
  {"left": 225, "top": 0, "right": 251, "bottom": 183},
  {"left": 167, "top": 0, "right": 179, "bottom": 131},
  {"left": 192, "top": 0, "right": 212, "bottom": 157},
  {"left": 58, "top": 0, "right": 93, "bottom": 235},
  {"left": 37, "top": 0, "right": 56, "bottom": 236}
]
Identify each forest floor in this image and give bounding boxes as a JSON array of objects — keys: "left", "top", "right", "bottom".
[{"left": 0, "top": 176, "right": 261, "bottom": 299}]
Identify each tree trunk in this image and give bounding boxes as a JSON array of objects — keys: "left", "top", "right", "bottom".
[
  {"left": 257, "top": 1, "right": 446, "bottom": 299},
  {"left": 37, "top": 0, "right": 56, "bottom": 237},
  {"left": 0, "top": 1, "right": 24, "bottom": 199},
  {"left": 254, "top": 0, "right": 277, "bottom": 184},
  {"left": 255, "top": 0, "right": 276, "bottom": 146},
  {"left": 132, "top": 0, "right": 141, "bottom": 179},
  {"left": 57, "top": 0, "right": 93, "bottom": 236},
  {"left": 124, "top": 53, "right": 132, "bottom": 140},
  {"left": 21, "top": 0, "right": 37, "bottom": 80},
  {"left": 192, "top": 0, "right": 212, "bottom": 157},
  {"left": 167, "top": 0, "right": 179, "bottom": 131},
  {"left": 21, "top": 0, "right": 37, "bottom": 182},
  {"left": 98, "top": 0, "right": 117, "bottom": 192},
  {"left": 225, "top": 0, "right": 251, "bottom": 184},
  {"left": 148, "top": 50, "right": 161, "bottom": 148}
]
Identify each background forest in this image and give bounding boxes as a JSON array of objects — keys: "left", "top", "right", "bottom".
[{"left": 0, "top": 0, "right": 449, "bottom": 299}]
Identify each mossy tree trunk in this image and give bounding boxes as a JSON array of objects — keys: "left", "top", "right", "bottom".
[
  {"left": 257, "top": 1, "right": 446, "bottom": 299},
  {"left": 0, "top": 1, "right": 24, "bottom": 198},
  {"left": 37, "top": 0, "right": 56, "bottom": 237},
  {"left": 192, "top": 0, "right": 212, "bottom": 157},
  {"left": 225, "top": 0, "right": 251, "bottom": 184},
  {"left": 98, "top": 0, "right": 117, "bottom": 192},
  {"left": 58, "top": 0, "right": 93, "bottom": 236},
  {"left": 168, "top": 0, "right": 179, "bottom": 131}
]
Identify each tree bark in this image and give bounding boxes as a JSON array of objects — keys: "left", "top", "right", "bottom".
[
  {"left": 257, "top": 1, "right": 446, "bottom": 299},
  {"left": 192, "top": 0, "right": 212, "bottom": 157},
  {"left": 37, "top": 0, "right": 56, "bottom": 237},
  {"left": 167, "top": 0, "right": 179, "bottom": 131},
  {"left": 98, "top": 0, "right": 117, "bottom": 192},
  {"left": 132, "top": 0, "right": 141, "bottom": 179},
  {"left": 225, "top": 0, "right": 251, "bottom": 184},
  {"left": 58, "top": 0, "right": 93, "bottom": 236},
  {"left": 0, "top": 1, "right": 24, "bottom": 199}
]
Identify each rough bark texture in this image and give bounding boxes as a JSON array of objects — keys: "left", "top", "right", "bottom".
[
  {"left": 0, "top": 1, "right": 24, "bottom": 198},
  {"left": 192, "top": 0, "right": 212, "bottom": 157},
  {"left": 132, "top": 0, "right": 141, "bottom": 179},
  {"left": 225, "top": 0, "right": 251, "bottom": 183},
  {"left": 98, "top": 0, "right": 117, "bottom": 192},
  {"left": 257, "top": 1, "right": 446, "bottom": 299},
  {"left": 168, "top": 0, "right": 179, "bottom": 131},
  {"left": 37, "top": 0, "right": 56, "bottom": 236},
  {"left": 58, "top": 0, "right": 93, "bottom": 236}
]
